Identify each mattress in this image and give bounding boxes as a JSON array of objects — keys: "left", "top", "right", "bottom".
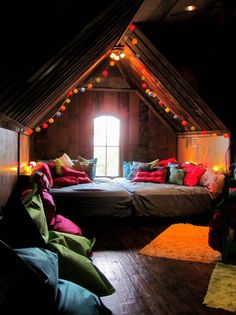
[
  {"left": 112, "top": 177, "right": 213, "bottom": 217},
  {"left": 50, "top": 177, "right": 132, "bottom": 218}
]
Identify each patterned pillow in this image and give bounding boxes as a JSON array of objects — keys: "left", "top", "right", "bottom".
[
  {"left": 73, "top": 161, "right": 94, "bottom": 180},
  {"left": 168, "top": 168, "right": 186, "bottom": 185},
  {"left": 123, "top": 161, "right": 133, "bottom": 178},
  {"left": 77, "top": 156, "right": 97, "bottom": 179},
  {"left": 126, "top": 162, "right": 149, "bottom": 180},
  {"left": 200, "top": 168, "right": 225, "bottom": 198}
]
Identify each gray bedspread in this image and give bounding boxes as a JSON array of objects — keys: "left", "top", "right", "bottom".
[
  {"left": 50, "top": 177, "right": 132, "bottom": 218},
  {"left": 112, "top": 177, "right": 213, "bottom": 217}
]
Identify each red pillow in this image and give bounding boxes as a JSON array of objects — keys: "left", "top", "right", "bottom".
[
  {"left": 78, "top": 176, "right": 92, "bottom": 184},
  {"left": 53, "top": 176, "right": 79, "bottom": 187},
  {"left": 62, "top": 166, "right": 87, "bottom": 178},
  {"left": 133, "top": 170, "right": 166, "bottom": 183},
  {"left": 159, "top": 157, "right": 177, "bottom": 167},
  {"left": 183, "top": 165, "right": 206, "bottom": 186}
]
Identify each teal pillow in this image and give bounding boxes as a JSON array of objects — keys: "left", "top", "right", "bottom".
[
  {"left": 48, "top": 231, "right": 95, "bottom": 257},
  {"left": 56, "top": 279, "right": 102, "bottom": 315},
  {"left": 168, "top": 168, "right": 186, "bottom": 185},
  {"left": 47, "top": 242, "right": 115, "bottom": 297},
  {"left": 123, "top": 161, "right": 133, "bottom": 178}
]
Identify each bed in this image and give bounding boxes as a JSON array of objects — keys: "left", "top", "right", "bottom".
[
  {"left": 112, "top": 177, "right": 213, "bottom": 217},
  {"left": 50, "top": 177, "right": 133, "bottom": 218}
]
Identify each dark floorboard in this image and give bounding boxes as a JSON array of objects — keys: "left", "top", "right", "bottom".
[{"left": 81, "top": 216, "right": 234, "bottom": 315}]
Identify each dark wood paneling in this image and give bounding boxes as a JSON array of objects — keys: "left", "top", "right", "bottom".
[
  {"left": 32, "top": 91, "right": 177, "bottom": 173},
  {"left": 0, "top": 128, "right": 18, "bottom": 214}
]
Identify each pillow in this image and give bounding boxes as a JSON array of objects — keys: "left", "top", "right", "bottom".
[
  {"left": 54, "top": 158, "right": 64, "bottom": 176},
  {"left": 200, "top": 168, "right": 225, "bottom": 199},
  {"left": 123, "top": 161, "right": 133, "bottom": 178},
  {"left": 53, "top": 176, "right": 79, "bottom": 187},
  {"left": 56, "top": 279, "right": 103, "bottom": 315},
  {"left": 58, "top": 153, "right": 74, "bottom": 168},
  {"left": 73, "top": 161, "right": 94, "bottom": 180},
  {"left": 52, "top": 214, "right": 82, "bottom": 236},
  {"left": 132, "top": 170, "right": 166, "bottom": 183},
  {"left": 182, "top": 165, "right": 206, "bottom": 186},
  {"left": 62, "top": 166, "right": 87, "bottom": 178},
  {"left": 47, "top": 241, "right": 115, "bottom": 297},
  {"left": 48, "top": 230, "right": 95, "bottom": 258},
  {"left": 159, "top": 157, "right": 177, "bottom": 167},
  {"left": 168, "top": 168, "right": 186, "bottom": 185},
  {"left": 77, "top": 156, "right": 97, "bottom": 179},
  {"left": 32, "top": 162, "right": 53, "bottom": 187},
  {"left": 22, "top": 188, "right": 49, "bottom": 243},
  {"left": 15, "top": 247, "right": 59, "bottom": 300},
  {"left": 126, "top": 161, "right": 150, "bottom": 180}
]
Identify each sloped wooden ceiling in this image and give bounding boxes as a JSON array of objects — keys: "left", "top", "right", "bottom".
[
  {"left": 0, "top": 0, "right": 143, "bottom": 131},
  {"left": 75, "top": 26, "right": 228, "bottom": 133}
]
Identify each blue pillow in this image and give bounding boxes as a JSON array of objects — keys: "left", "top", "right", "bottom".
[
  {"left": 56, "top": 279, "right": 102, "bottom": 315},
  {"left": 123, "top": 161, "right": 133, "bottom": 178},
  {"left": 78, "top": 156, "right": 97, "bottom": 179}
]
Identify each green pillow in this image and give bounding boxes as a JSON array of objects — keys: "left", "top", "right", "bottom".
[
  {"left": 22, "top": 187, "right": 49, "bottom": 243},
  {"left": 168, "top": 168, "right": 186, "bottom": 185},
  {"left": 48, "top": 231, "right": 95, "bottom": 257},
  {"left": 48, "top": 242, "right": 115, "bottom": 297}
]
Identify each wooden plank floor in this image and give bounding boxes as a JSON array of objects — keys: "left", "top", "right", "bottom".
[{"left": 81, "top": 217, "right": 233, "bottom": 315}]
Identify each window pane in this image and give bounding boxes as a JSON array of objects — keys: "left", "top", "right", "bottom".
[
  {"left": 94, "top": 146, "right": 106, "bottom": 176},
  {"left": 94, "top": 116, "right": 106, "bottom": 145},
  {"left": 107, "top": 147, "right": 119, "bottom": 176},
  {"left": 107, "top": 117, "right": 120, "bottom": 145}
]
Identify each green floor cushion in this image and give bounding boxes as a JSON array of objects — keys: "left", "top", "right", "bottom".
[
  {"left": 48, "top": 230, "right": 95, "bottom": 257},
  {"left": 22, "top": 187, "right": 49, "bottom": 243},
  {"left": 48, "top": 242, "right": 115, "bottom": 297}
]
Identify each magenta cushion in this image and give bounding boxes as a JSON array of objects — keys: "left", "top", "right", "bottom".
[
  {"left": 159, "top": 157, "right": 177, "bottom": 167},
  {"left": 40, "top": 190, "right": 56, "bottom": 225},
  {"left": 133, "top": 170, "right": 166, "bottom": 183},
  {"left": 62, "top": 166, "right": 87, "bottom": 178},
  {"left": 52, "top": 214, "right": 82, "bottom": 235},
  {"left": 182, "top": 165, "right": 206, "bottom": 186},
  {"left": 33, "top": 162, "right": 54, "bottom": 187}
]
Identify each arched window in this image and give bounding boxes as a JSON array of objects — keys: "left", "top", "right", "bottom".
[{"left": 94, "top": 115, "right": 120, "bottom": 176}]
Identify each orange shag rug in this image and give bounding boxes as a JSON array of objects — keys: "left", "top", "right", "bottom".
[{"left": 139, "top": 223, "right": 221, "bottom": 263}]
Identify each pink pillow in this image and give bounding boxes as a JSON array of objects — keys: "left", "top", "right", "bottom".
[
  {"left": 53, "top": 176, "right": 79, "bottom": 187},
  {"left": 159, "top": 157, "right": 177, "bottom": 167},
  {"left": 40, "top": 190, "right": 56, "bottom": 225},
  {"left": 133, "top": 170, "right": 166, "bottom": 183},
  {"left": 33, "top": 162, "right": 53, "bottom": 187},
  {"left": 62, "top": 166, "right": 87, "bottom": 178},
  {"left": 52, "top": 214, "right": 82, "bottom": 235},
  {"left": 183, "top": 165, "right": 206, "bottom": 186}
]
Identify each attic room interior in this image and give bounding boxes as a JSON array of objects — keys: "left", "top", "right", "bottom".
[{"left": 1, "top": 0, "right": 236, "bottom": 314}]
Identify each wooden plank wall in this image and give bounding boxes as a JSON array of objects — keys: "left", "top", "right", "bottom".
[
  {"left": 0, "top": 127, "right": 18, "bottom": 214},
  {"left": 31, "top": 91, "right": 177, "bottom": 174}
]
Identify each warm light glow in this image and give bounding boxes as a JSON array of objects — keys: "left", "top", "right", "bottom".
[
  {"left": 109, "top": 61, "right": 115, "bottom": 67},
  {"left": 102, "top": 70, "right": 108, "bottom": 77},
  {"left": 212, "top": 133, "right": 217, "bottom": 137},
  {"left": 73, "top": 88, "right": 78, "bottom": 94},
  {"left": 35, "top": 127, "right": 41, "bottom": 132},
  {"left": 141, "top": 82, "right": 147, "bottom": 89},
  {"left": 68, "top": 90, "right": 73, "bottom": 96},
  {"left": 223, "top": 133, "right": 229, "bottom": 138},
  {"left": 23, "top": 165, "right": 32, "bottom": 175},
  {"left": 42, "top": 123, "right": 48, "bottom": 129},
  {"left": 181, "top": 120, "right": 187, "bottom": 126},
  {"left": 95, "top": 77, "right": 102, "bottom": 83},
  {"left": 132, "top": 38, "right": 138, "bottom": 45},
  {"left": 129, "top": 24, "right": 136, "bottom": 32},
  {"left": 60, "top": 105, "right": 66, "bottom": 111},
  {"left": 212, "top": 165, "right": 219, "bottom": 172},
  {"left": 65, "top": 98, "right": 71, "bottom": 103},
  {"left": 165, "top": 107, "right": 170, "bottom": 113},
  {"left": 190, "top": 126, "right": 196, "bottom": 131},
  {"left": 29, "top": 161, "right": 37, "bottom": 168},
  {"left": 87, "top": 83, "right": 93, "bottom": 89},
  {"left": 109, "top": 50, "right": 126, "bottom": 61},
  {"left": 48, "top": 118, "right": 54, "bottom": 124},
  {"left": 185, "top": 5, "right": 197, "bottom": 11}
]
